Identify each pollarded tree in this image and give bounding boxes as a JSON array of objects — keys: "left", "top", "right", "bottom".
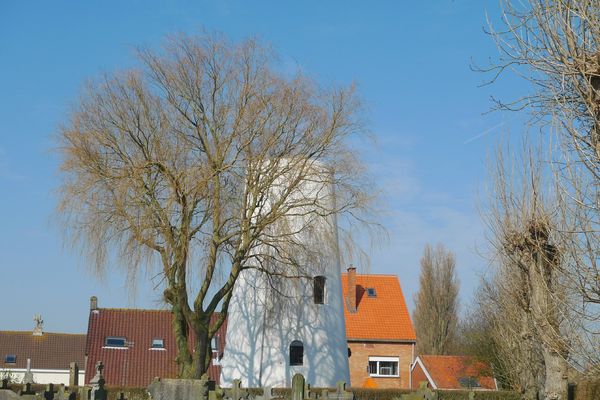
[
  {"left": 484, "top": 2, "right": 600, "bottom": 369},
  {"left": 482, "top": 143, "right": 571, "bottom": 400},
  {"left": 413, "top": 243, "right": 460, "bottom": 355},
  {"left": 57, "top": 33, "right": 375, "bottom": 379}
]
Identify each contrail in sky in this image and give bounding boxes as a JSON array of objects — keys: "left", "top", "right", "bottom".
[{"left": 463, "top": 121, "right": 507, "bottom": 144}]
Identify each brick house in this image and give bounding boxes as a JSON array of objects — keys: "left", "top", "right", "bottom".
[
  {"left": 84, "top": 297, "right": 226, "bottom": 387},
  {"left": 0, "top": 324, "right": 85, "bottom": 385},
  {"left": 410, "top": 355, "right": 497, "bottom": 390},
  {"left": 341, "top": 267, "right": 416, "bottom": 389}
]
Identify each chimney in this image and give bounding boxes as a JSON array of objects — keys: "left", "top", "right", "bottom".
[
  {"left": 347, "top": 266, "right": 357, "bottom": 313},
  {"left": 90, "top": 296, "right": 98, "bottom": 311}
]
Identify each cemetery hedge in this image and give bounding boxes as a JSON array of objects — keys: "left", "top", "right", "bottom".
[{"left": 437, "top": 390, "right": 520, "bottom": 400}]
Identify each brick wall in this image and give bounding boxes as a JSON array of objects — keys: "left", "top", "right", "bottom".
[
  {"left": 410, "top": 361, "right": 430, "bottom": 389},
  {"left": 347, "top": 341, "right": 414, "bottom": 389}
]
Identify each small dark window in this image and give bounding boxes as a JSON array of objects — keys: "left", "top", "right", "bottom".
[
  {"left": 313, "top": 276, "right": 326, "bottom": 304},
  {"left": 151, "top": 338, "right": 164, "bottom": 348},
  {"left": 4, "top": 354, "right": 16, "bottom": 364},
  {"left": 458, "top": 377, "right": 480, "bottom": 388},
  {"left": 289, "top": 340, "right": 304, "bottom": 366},
  {"left": 211, "top": 336, "right": 220, "bottom": 353},
  {"left": 366, "top": 288, "right": 377, "bottom": 297},
  {"left": 105, "top": 337, "right": 127, "bottom": 347}
]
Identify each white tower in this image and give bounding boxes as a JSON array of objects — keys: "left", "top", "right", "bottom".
[{"left": 220, "top": 165, "right": 350, "bottom": 388}]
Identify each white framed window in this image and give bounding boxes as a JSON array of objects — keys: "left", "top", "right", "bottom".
[
  {"left": 150, "top": 338, "right": 165, "bottom": 349},
  {"left": 368, "top": 356, "right": 399, "bottom": 377},
  {"left": 211, "top": 336, "right": 220, "bottom": 354},
  {"left": 104, "top": 337, "right": 127, "bottom": 348}
]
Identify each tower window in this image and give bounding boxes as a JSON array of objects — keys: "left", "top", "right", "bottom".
[
  {"left": 289, "top": 340, "right": 304, "bottom": 366},
  {"left": 313, "top": 276, "right": 326, "bottom": 304}
]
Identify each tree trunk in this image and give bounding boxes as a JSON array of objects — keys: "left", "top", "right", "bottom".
[{"left": 530, "top": 249, "right": 568, "bottom": 400}]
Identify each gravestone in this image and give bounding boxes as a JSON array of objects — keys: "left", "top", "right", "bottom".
[
  {"left": 255, "top": 387, "right": 273, "bottom": 400},
  {"left": 291, "top": 374, "right": 305, "bottom": 400},
  {"left": 400, "top": 382, "right": 437, "bottom": 400},
  {"left": 148, "top": 378, "right": 210, "bottom": 400},
  {"left": 44, "top": 384, "right": 57, "bottom": 400},
  {"left": 224, "top": 379, "right": 247, "bottom": 400},
  {"left": 89, "top": 362, "right": 107, "bottom": 400},
  {"left": 20, "top": 383, "right": 36, "bottom": 396},
  {"left": 333, "top": 382, "right": 352, "bottom": 400},
  {"left": 0, "top": 389, "right": 19, "bottom": 400},
  {"left": 23, "top": 359, "right": 34, "bottom": 385},
  {"left": 69, "top": 363, "right": 79, "bottom": 387}
]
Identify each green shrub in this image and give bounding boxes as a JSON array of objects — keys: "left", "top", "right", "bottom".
[
  {"left": 437, "top": 390, "right": 520, "bottom": 400},
  {"left": 351, "top": 388, "right": 412, "bottom": 400}
]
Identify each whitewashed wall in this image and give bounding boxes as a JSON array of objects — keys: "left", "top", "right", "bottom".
[
  {"left": 220, "top": 166, "right": 350, "bottom": 388},
  {"left": 0, "top": 368, "right": 85, "bottom": 386}
]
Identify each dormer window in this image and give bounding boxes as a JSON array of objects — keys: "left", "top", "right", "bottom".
[
  {"left": 366, "top": 288, "right": 377, "bottom": 297},
  {"left": 4, "top": 354, "right": 16, "bottom": 364},
  {"left": 313, "top": 276, "right": 326, "bottom": 304},
  {"left": 151, "top": 338, "right": 164, "bottom": 349},
  {"left": 104, "top": 337, "right": 127, "bottom": 348}
]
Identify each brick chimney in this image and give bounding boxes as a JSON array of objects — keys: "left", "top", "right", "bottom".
[
  {"left": 347, "top": 266, "right": 357, "bottom": 313},
  {"left": 90, "top": 296, "right": 98, "bottom": 311}
]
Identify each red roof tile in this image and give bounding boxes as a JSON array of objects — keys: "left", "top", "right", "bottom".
[
  {"left": 341, "top": 273, "right": 416, "bottom": 341},
  {"left": 0, "top": 331, "right": 86, "bottom": 370},
  {"left": 418, "top": 355, "right": 497, "bottom": 390},
  {"left": 85, "top": 308, "right": 226, "bottom": 387}
]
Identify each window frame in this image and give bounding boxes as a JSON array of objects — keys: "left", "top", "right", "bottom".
[
  {"left": 104, "top": 336, "right": 128, "bottom": 348},
  {"left": 313, "top": 276, "right": 326, "bottom": 304},
  {"left": 366, "top": 287, "right": 377, "bottom": 297},
  {"left": 150, "top": 338, "right": 165, "bottom": 350},
  {"left": 211, "top": 335, "right": 220, "bottom": 354},
  {"left": 368, "top": 356, "right": 399, "bottom": 377},
  {"left": 289, "top": 340, "right": 304, "bottom": 366}
]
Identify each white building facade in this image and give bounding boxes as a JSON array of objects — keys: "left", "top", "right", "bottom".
[{"left": 220, "top": 164, "right": 350, "bottom": 388}]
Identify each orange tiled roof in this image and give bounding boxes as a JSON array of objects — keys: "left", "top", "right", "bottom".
[
  {"left": 341, "top": 273, "right": 416, "bottom": 341},
  {"left": 418, "top": 355, "right": 497, "bottom": 390}
]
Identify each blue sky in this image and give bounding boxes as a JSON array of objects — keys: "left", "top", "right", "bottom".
[{"left": 0, "top": 1, "right": 525, "bottom": 333}]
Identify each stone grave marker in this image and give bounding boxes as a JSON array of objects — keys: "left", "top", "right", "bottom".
[
  {"left": 44, "top": 384, "right": 57, "bottom": 400},
  {"left": 224, "top": 379, "right": 247, "bottom": 400}
]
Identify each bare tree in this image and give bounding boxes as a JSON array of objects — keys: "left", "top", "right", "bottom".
[
  {"left": 413, "top": 243, "right": 459, "bottom": 355},
  {"left": 57, "top": 33, "right": 375, "bottom": 379},
  {"left": 481, "top": 0, "right": 600, "bottom": 375},
  {"left": 481, "top": 143, "right": 571, "bottom": 400}
]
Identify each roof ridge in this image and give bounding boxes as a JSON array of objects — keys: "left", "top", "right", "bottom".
[
  {"left": 96, "top": 307, "right": 172, "bottom": 312},
  {"left": 0, "top": 330, "right": 86, "bottom": 336},
  {"left": 420, "top": 355, "right": 476, "bottom": 360},
  {"left": 341, "top": 272, "right": 399, "bottom": 277}
]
